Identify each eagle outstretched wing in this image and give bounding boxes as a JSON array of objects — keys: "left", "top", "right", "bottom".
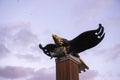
[{"left": 68, "top": 24, "right": 105, "bottom": 55}]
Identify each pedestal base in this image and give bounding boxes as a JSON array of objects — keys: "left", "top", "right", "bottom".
[{"left": 56, "top": 55, "right": 89, "bottom": 80}]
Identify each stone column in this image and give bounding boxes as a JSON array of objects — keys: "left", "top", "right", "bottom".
[{"left": 56, "top": 55, "right": 89, "bottom": 80}]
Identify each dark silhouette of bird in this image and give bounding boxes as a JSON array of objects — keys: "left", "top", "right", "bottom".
[{"left": 39, "top": 24, "right": 105, "bottom": 58}]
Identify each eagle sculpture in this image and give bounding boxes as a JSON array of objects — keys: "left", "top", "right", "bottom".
[{"left": 39, "top": 24, "right": 105, "bottom": 58}]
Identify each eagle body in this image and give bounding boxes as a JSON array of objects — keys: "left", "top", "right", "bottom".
[{"left": 39, "top": 24, "right": 105, "bottom": 58}]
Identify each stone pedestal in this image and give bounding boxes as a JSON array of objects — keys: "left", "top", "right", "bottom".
[{"left": 56, "top": 55, "right": 89, "bottom": 80}]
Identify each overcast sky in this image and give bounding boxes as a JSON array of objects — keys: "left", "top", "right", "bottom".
[{"left": 0, "top": 0, "right": 120, "bottom": 80}]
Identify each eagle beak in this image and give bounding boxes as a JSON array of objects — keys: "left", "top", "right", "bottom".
[
  {"left": 52, "top": 34, "right": 57, "bottom": 42},
  {"left": 52, "top": 34, "right": 57, "bottom": 39},
  {"left": 52, "top": 34, "right": 63, "bottom": 46}
]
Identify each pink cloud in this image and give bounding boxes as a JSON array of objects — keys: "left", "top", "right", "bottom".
[
  {"left": 99, "top": 44, "right": 120, "bottom": 60},
  {"left": 0, "top": 22, "right": 39, "bottom": 58},
  {"left": 0, "top": 22, "right": 38, "bottom": 46},
  {"left": 28, "top": 68, "right": 55, "bottom": 80},
  {"left": 13, "top": 29, "right": 38, "bottom": 46},
  {"left": 28, "top": 69, "right": 98, "bottom": 80},
  {"left": 0, "top": 43, "right": 10, "bottom": 58},
  {"left": 16, "top": 54, "right": 41, "bottom": 62},
  {"left": 0, "top": 66, "right": 34, "bottom": 79},
  {"left": 80, "top": 70, "right": 98, "bottom": 80}
]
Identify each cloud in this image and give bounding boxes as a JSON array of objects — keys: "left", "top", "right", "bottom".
[
  {"left": 72, "top": 0, "right": 117, "bottom": 28},
  {"left": 98, "top": 71, "right": 120, "bottom": 80},
  {"left": 0, "top": 77, "right": 8, "bottom": 80},
  {"left": 73, "top": 0, "right": 115, "bottom": 15},
  {"left": 29, "top": 68, "right": 97, "bottom": 80},
  {"left": 0, "top": 66, "right": 34, "bottom": 79},
  {"left": 98, "top": 44, "right": 120, "bottom": 60},
  {"left": 16, "top": 54, "right": 41, "bottom": 62},
  {"left": 28, "top": 68, "right": 55, "bottom": 80},
  {"left": 13, "top": 28, "right": 38, "bottom": 46},
  {"left": 0, "top": 43, "right": 10, "bottom": 58},
  {"left": 79, "top": 70, "right": 98, "bottom": 80},
  {"left": 0, "top": 22, "right": 39, "bottom": 58},
  {"left": 0, "top": 21, "right": 38, "bottom": 44},
  {"left": 0, "top": 22, "right": 30, "bottom": 42}
]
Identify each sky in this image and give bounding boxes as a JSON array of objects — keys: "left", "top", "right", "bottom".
[{"left": 0, "top": 0, "right": 120, "bottom": 80}]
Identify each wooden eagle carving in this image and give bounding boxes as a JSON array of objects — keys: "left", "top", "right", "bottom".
[{"left": 39, "top": 24, "right": 105, "bottom": 58}]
